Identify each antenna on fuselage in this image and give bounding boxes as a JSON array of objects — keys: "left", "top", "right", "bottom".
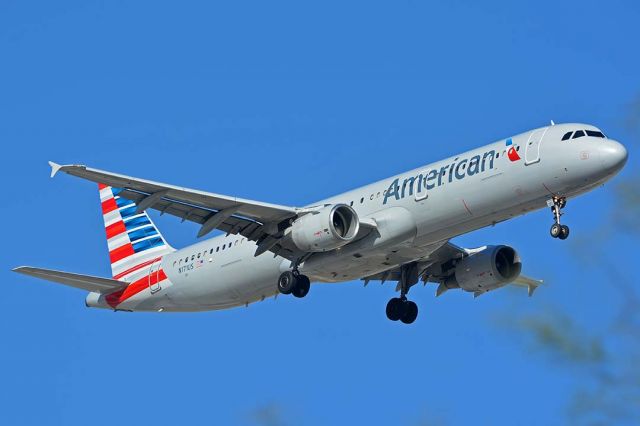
[{"left": 550, "top": 120, "right": 555, "bottom": 125}]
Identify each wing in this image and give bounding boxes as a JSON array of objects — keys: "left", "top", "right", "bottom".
[
  {"left": 512, "top": 275, "right": 544, "bottom": 296},
  {"left": 361, "top": 242, "right": 543, "bottom": 296},
  {"left": 13, "top": 266, "right": 128, "bottom": 294},
  {"left": 49, "top": 162, "right": 308, "bottom": 260}
]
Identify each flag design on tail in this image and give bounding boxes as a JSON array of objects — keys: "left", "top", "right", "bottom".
[{"left": 98, "top": 184, "right": 174, "bottom": 307}]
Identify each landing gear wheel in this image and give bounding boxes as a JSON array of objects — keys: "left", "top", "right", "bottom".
[
  {"left": 292, "top": 275, "right": 310, "bottom": 298},
  {"left": 277, "top": 271, "right": 296, "bottom": 295},
  {"left": 386, "top": 298, "right": 406, "bottom": 321},
  {"left": 549, "top": 196, "right": 569, "bottom": 240},
  {"left": 400, "top": 301, "right": 418, "bottom": 324}
]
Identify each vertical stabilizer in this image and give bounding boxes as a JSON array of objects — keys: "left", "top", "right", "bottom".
[{"left": 98, "top": 184, "right": 174, "bottom": 280}]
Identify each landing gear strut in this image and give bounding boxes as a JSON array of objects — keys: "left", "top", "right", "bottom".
[
  {"left": 277, "top": 269, "right": 311, "bottom": 298},
  {"left": 385, "top": 263, "right": 419, "bottom": 324},
  {"left": 548, "top": 196, "right": 570, "bottom": 240}
]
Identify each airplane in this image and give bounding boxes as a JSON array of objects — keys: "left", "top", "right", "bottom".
[{"left": 13, "top": 123, "right": 627, "bottom": 324}]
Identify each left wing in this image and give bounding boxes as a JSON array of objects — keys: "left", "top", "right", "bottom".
[
  {"left": 362, "top": 242, "right": 543, "bottom": 297},
  {"left": 50, "top": 162, "right": 307, "bottom": 260},
  {"left": 49, "top": 162, "right": 377, "bottom": 262}
]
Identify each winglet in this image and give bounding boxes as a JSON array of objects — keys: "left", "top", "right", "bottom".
[
  {"left": 48, "top": 161, "right": 62, "bottom": 178},
  {"left": 512, "top": 275, "right": 544, "bottom": 297}
]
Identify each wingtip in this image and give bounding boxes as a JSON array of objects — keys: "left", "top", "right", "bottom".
[{"left": 48, "top": 161, "right": 62, "bottom": 178}]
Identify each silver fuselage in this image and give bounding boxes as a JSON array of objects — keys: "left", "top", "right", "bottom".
[{"left": 86, "top": 123, "right": 627, "bottom": 312}]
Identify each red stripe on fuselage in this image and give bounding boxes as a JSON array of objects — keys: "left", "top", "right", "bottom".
[
  {"left": 106, "top": 268, "right": 167, "bottom": 308},
  {"left": 109, "top": 243, "right": 135, "bottom": 264},
  {"left": 105, "top": 221, "right": 127, "bottom": 239},
  {"left": 113, "top": 257, "right": 161, "bottom": 280},
  {"left": 98, "top": 183, "right": 108, "bottom": 190},
  {"left": 101, "top": 198, "right": 118, "bottom": 214}
]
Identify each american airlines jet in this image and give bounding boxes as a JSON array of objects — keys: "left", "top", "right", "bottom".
[{"left": 14, "top": 123, "right": 627, "bottom": 324}]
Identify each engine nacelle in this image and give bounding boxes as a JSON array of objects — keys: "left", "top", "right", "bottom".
[
  {"left": 444, "top": 245, "right": 522, "bottom": 293},
  {"left": 290, "top": 204, "right": 360, "bottom": 252}
]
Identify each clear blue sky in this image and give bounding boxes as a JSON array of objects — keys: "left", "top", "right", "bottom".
[{"left": 1, "top": 1, "right": 638, "bottom": 425}]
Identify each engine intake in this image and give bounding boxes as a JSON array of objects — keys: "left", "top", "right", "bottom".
[
  {"left": 444, "top": 245, "right": 522, "bottom": 293},
  {"left": 291, "top": 204, "right": 360, "bottom": 252}
]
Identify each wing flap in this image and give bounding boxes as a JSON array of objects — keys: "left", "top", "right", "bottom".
[{"left": 13, "top": 266, "right": 128, "bottom": 294}]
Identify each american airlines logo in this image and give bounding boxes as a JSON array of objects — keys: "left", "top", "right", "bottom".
[{"left": 383, "top": 149, "right": 497, "bottom": 205}]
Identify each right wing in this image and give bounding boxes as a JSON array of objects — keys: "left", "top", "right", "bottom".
[
  {"left": 13, "top": 266, "right": 128, "bottom": 294},
  {"left": 362, "top": 242, "right": 543, "bottom": 297}
]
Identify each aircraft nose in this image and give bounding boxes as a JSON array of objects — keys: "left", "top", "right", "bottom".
[{"left": 600, "top": 139, "right": 628, "bottom": 174}]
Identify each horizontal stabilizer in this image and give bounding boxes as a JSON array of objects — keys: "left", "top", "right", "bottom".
[{"left": 13, "top": 266, "right": 128, "bottom": 294}]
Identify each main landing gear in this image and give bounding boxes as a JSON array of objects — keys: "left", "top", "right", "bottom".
[
  {"left": 385, "top": 263, "right": 419, "bottom": 324},
  {"left": 277, "top": 270, "right": 311, "bottom": 298},
  {"left": 549, "top": 196, "right": 570, "bottom": 240},
  {"left": 386, "top": 296, "right": 418, "bottom": 324}
]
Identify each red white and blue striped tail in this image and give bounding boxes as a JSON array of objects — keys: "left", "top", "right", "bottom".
[{"left": 99, "top": 184, "right": 174, "bottom": 280}]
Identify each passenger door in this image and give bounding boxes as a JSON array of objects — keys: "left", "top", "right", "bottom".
[
  {"left": 148, "top": 261, "right": 162, "bottom": 294},
  {"left": 524, "top": 127, "right": 548, "bottom": 165}
]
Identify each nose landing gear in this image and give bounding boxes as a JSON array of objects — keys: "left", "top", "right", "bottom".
[{"left": 549, "top": 196, "right": 570, "bottom": 240}]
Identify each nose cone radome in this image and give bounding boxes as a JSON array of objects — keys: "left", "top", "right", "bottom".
[{"left": 600, "top": 139, "right": 628, "bottom": 175}]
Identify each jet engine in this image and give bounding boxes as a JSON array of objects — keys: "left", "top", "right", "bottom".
[
  {"left": 444, "top": 245, "right": 522, "bottom": 293},
  {"left": 290, "top": 204, "right": 360, "bottom": 252}
]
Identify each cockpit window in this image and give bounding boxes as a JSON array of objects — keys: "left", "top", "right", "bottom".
[
  {"left": 561, "top": 132, "right": 573, "bottom": 141},
  {"left": 586, "top": 130, "right": 605, "bottom": 138},
  {"left": 572, "top": 130, "right": 586, "bottom": 139}
]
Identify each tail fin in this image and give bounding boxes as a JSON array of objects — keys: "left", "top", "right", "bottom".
[{"left": 98, "top": 184, "right": 174, "bottom": 279}]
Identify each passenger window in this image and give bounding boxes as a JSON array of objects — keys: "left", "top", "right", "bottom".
[
  {"left": 561, "top": 131, "right": 573, "bottom": 141},
  {"left": 216, "top": 247, "right": 220, "bottom": 252},
  {"left": 223, "top": 244, "right": 226, "bottom": 250},
  {"left": 350, "top": 201, "right": 353, "bottom": 206},
  {"left": 173, "top": 261, "right": 177, "bottom": 267},
  {"left": 210, "top": 249, "right": 213, "bottom": 254},
  {"left": 586, "top": 130, "right": 605, "bottom": 138},
  {"left": 185, "top": 257, "right": 189, "bottom": 262},
  {"left": 573, "top": 130, "right": 586, "bottom": 139},
  {"left": 197, "top": 253, "right": 201, "bottom": 258},
  {"left": 191, "top": 255, "right": 195, "bottom": 261},
  {"left": 360, "top": 197, "right": 364, "bottom": 204}
]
